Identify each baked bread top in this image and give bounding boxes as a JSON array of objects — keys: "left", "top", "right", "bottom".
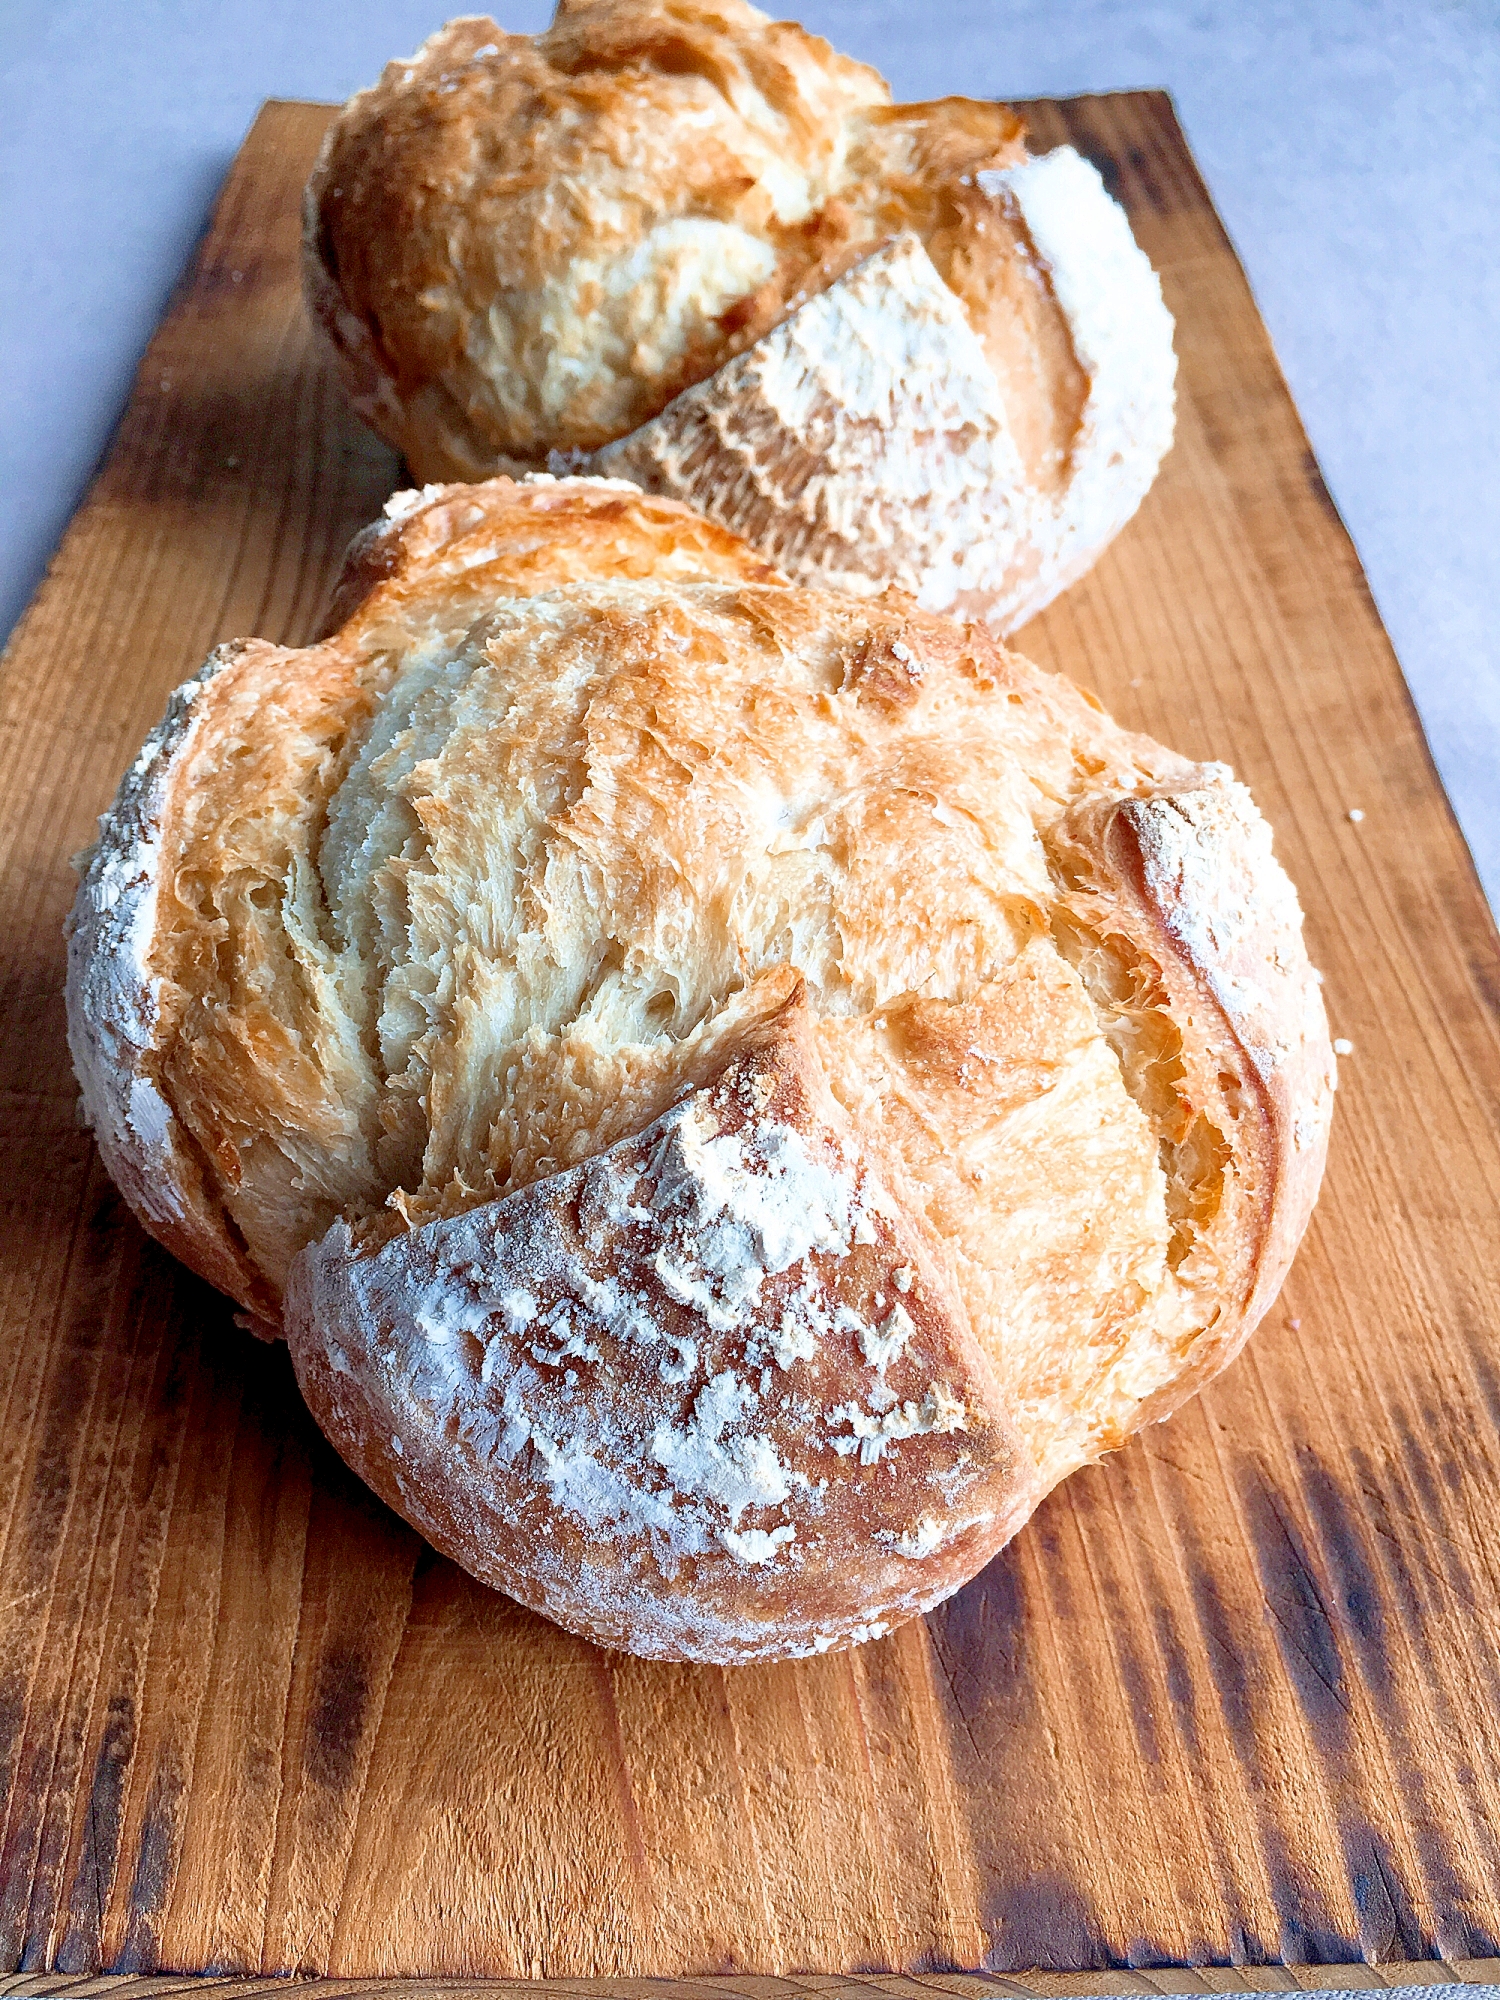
[
  {"left": 67, "top": 477, "right": 1333, "bottom": 1661},
  {"left": 305, "top": 0, "right": 1052, "bottom": 469}
]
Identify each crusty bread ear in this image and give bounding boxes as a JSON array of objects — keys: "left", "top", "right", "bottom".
[
  {"left": 1043, "top": 779, "right": 1336, "bottom": 1440},
  {"left": 588, "top": 149, "right": 1176, "bottom": 634},
  {"left": 286, "top": 972, "right": 1030, "bottom": 1662}
]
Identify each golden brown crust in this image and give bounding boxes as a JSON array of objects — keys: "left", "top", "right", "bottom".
[
  {"left": 319, "top": 472, "right": 783, "bottom": 635},
  {"left": 68, "top": 473, "right": 1332, "bottom": 1663},
  {"left": 299, "top": 5, "right": 1070, "bottom": 481},
  {"left": 302, "top": 2, "right": 908, "bottom": 468}
]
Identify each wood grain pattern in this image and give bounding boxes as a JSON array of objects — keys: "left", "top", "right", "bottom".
[
  {"left": 2, "top": 1970, "right": 1500, "bottom": 2000},
  {"left": 1, "top": 92, "right": 1499, "bottom": 1980}
]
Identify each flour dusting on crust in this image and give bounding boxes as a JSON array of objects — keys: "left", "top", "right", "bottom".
[{"left": 288, "top": 1032, "right": 1024, "bottom": 1661}]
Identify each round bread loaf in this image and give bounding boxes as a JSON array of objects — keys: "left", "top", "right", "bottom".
[
  {"left": 66, "top": 476, "right": 1333, "bottom": 1663},
  {"left": 304, "top": 0, "right": 1176, "bottom": 633}
]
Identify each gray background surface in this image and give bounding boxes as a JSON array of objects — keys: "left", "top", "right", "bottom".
[{"left": 2, "top": 0, "right": 1496, "bottom": 912}]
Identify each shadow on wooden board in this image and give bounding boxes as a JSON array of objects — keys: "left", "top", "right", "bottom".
[{"left": 0, "top": 90, "right": 1499, "bottom": 1981}]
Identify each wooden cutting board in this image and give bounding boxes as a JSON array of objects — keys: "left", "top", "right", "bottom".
[{"left": 3, "top": 90, "right": 1500, "bottom": 1985}]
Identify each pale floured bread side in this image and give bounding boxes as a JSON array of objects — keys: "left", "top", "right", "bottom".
[
  {"left": 68, "top": 475, "right": 1332, "bottom": 1663},
  {"left": 591, "top": 151, "right": 1176, "bottom": 632},
  {"left": 594, "top": 235, "right": 1023, "bottom": 608},
  {"left": 304, "top": 1, "right": 1174, "bottom": 630},
  {"left": 66, "top": 641, "right": 282, "bottom": 1330},
  {"left": 987, "top": 147, "right": 1178, "bottom": 621}
]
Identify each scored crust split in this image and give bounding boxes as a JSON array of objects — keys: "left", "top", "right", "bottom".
[
  {"left": 588, "top": 166, "right": 1175, "bottom": 632},
  {"left": 67, "top": 476, "right": 1333, "bottom": 1663},
  {"left": 303, "top": 0, "right": 1177, "bottom": 634}
]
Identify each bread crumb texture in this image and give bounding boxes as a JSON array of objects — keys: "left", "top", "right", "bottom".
[
  {"left": 67, "top": 479, "right": 1333, "bottom": 1660},
  {"left": 304, "top": 0, "right": 1176, "bottom": 632}
]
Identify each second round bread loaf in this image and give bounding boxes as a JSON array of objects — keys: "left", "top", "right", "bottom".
[{"left": 304, "top": 0, "right": 1177, "bottom": 633}]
